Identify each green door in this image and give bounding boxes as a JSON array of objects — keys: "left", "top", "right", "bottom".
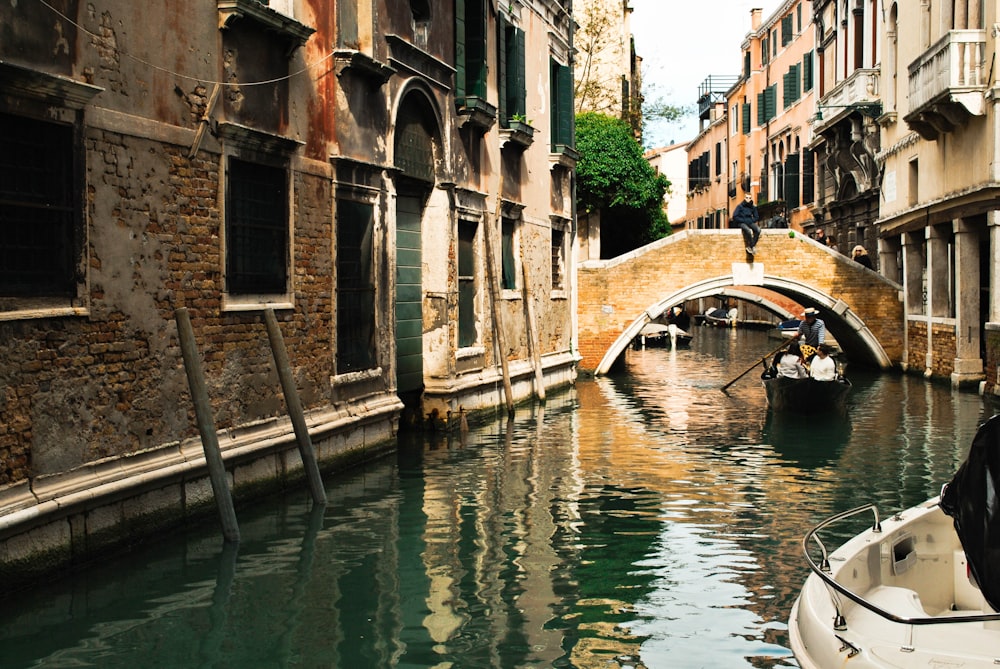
[{"left": 395, "top": 195, "right": 423, "bottom": 395}]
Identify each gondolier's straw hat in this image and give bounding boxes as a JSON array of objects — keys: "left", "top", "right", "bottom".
[{"left": 803, "top": 307, "right": 819, "bottom": 318}]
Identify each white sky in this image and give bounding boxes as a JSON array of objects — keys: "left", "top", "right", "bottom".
[{"left": 630, "top": 0, "right": 783, "bottom": 148}]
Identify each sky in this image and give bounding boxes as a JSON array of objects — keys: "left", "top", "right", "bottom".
[{"left": 630, "top": 0, "right": 783, "bottom": 148}]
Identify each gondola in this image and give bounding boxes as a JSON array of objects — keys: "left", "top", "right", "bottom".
[
  {"left": 631, "top": 323, "right": 692, "bottom": 349},
  {"left": 760, "top": 372, "right": 851, "bottom": 413}
]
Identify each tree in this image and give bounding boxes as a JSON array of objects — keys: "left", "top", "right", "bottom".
[{"left": 575, "top": 112, "right": 670, "bottom": 257}]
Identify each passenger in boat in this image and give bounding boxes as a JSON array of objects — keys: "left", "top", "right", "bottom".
[
  {"left": 775, "top": 342, "right": 808, "bottom": 379},
  {"left": 809, "top": 344, "right": 837, "bottom": 381}
]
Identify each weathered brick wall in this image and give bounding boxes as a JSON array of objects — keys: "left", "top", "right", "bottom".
[
  {"left": 578, "top": 231, "right": 905, "bottom": 372},
  {"left": 0, "top": 137, "right": 337, "bottom": 485}
]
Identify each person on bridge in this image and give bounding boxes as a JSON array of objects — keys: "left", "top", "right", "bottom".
[
  {"left": 809, "top": 344, "right": 837, "bottom": 381},
  {"left": 851, "top": 244, "right": 873, "bottom": 269},
  {"left": 793, "top": 307, "right": 826, "bottom": 349},
  {"left": 732, "top": 192, "right": 760, "bottom": 255}
]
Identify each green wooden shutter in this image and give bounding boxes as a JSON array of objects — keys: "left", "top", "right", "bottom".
[
  {"left": 467, "top": 0, "right": 487, "bottom": 98},
  {"left": 784, "top": 153, "right": 800, "bottom": 209},
  {"left": 455, "top": 0, "right": 465, "bottom": 100},
  {"left": 782, "top": 16, "right": 793, "bottom": 45},
  {"left": 802, "top": 148, "right": 815, "bottom": 204},
  {"left": 742, "top": 102, "right": 751, "bottom": 134},
  {"left": 497, "top": 14, "right": 507, "bottom": 125},
  {"left": 767, "top": 85, "right": 777, "bottom": 120},
  {"left": 803, "top": 51, "right": 814, "bottom": 91},
  {"left": 510, "top": 27, "right": 526, "bottom": 118},
  {"left": 757, "top": 92, "right": 766, "bottom": 125}
]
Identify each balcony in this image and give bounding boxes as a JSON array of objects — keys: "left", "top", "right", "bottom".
[
  {"left": 811, "top": 68, "right": 880, "bottom": 134},
  {"left": 904, "top": 29, "right": 986, "bottom": 140}
]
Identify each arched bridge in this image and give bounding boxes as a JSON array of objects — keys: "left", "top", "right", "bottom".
[{"left": 577, "top": 230, "right": 904, "bottom": 374}]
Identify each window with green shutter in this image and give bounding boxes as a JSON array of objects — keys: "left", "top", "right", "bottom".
[
  {"left": 458, "top": 220, "right": 478, "bottom": 347},
  {"left": 498, "top": 16, "right": 526, "bottom": 127},
  {"left": 550, "top": 59, "right": 573, "bottom": 150},
  {"left": 782, "top": 16, "right": 793, "bottom": 46},
  {"left": 742, "top": 102, "right": 751, "bottom": 134},
  {"left": 802, "top": 51, "right": 814, "bottom": 91},
  {"left": 455, "top": 0, "right": 487, "bottom": 104},
  {"left": 784, "top": 153, "right": 800, "bottom": 209}
]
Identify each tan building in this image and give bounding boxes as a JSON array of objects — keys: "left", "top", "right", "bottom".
[
  {"left": 732, "top": 2, "right": 818, "bottom": 231},
  {"left": 573, "top": 0, "right": 643, "bottom": 135},
  {"left": 876, "top": 0, "right": 993, "bottom": 389},
  {"left": 686, "top": 76, "right": 734, "bottom": 230},
  {"left": 0, "top": 0, "right": 577, "bottom": 579},
  {"left": 645, "top": 142, "right": 689, "bottom": 230}
]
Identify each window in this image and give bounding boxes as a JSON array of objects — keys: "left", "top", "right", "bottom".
[
  {"left": 225, "top": 158, "right": 288, "bottom": 296},
  {"left": 782, "top": 16, "right": 793, "bottom": 45},
  {"left": 499, "top": 16, "right": 526, "bottom": 127},
  {"left": 456, "top": 0, "right": 487, "bottom": 103},
  {"left": 550, "top": 58, "right": 574, "bottom": 151},
  {"left": 715, "top": 142, "right": 722, "bottom": 176},
  {"left": 458, "top": 220, "right": 478, "bottom": 347},
  {"left": 0, "top": 113, "right": 79, "bottom": 299},
  {"left": 783, "top": 64, "right": 801, "bottom": 108},
  {"left": 336, "top": 199, "right": 377, "bottom": 372},
  {"left": 756, "top": 85, "right": 777, "bottom": 124},
  {"left": 802, "top": 51, "right": 814, "bottom": 91},
  {"left": 501, "top": 217, "right": 518, "bottom": 291},
  {"left": 802, "top": 148, "right": 815, "bottom": 204},
  {"left": 784, "top": 153, "right": 800, "bottom": 208},
  {"left": 551, "top": 227, "right": 566, "bottom": 291},
  {"left": 742, "top": 102, "right": 751, "bottom": 134}
]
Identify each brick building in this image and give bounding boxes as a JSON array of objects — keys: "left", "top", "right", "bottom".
[{"left": 0, "top": 0, "right": 577, "bottom": 577}]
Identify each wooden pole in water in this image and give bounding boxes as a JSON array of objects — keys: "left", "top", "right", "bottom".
[
  {"left": 263, "top": 309, "right": 327, "bottom": 506},
  {"left": 521, "top": 262, "right": 546, "bottom": 402},
  {"left": 174, "top": 307, "right": 240, "bottom": 543},
  {"left": 484, "top": 175, "right": 515, "bottom": 417}
]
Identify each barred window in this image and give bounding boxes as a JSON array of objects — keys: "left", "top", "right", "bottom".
[
  {"left": 458, "top": 220, "right": 478, "bottom": 347},
  {"left": 336, "top": 199, "right": 376, "bottom": 372},
  {"left": 225, "top": 158, "right": 288, "bottom": 295},
  {"left": 0, "top": 113, "right": 77, "bottom": 298}
]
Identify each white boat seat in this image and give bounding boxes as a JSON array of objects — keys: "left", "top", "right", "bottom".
[{"left": 864, "top": 585, "right": 929, "bottom": 618}]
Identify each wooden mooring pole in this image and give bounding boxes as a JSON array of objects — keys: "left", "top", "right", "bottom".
[
  {"left": 263, "top": 309, "right": 327, "bottom": 506},
  {"left": 174, "top": 307, "right": 240, "bottom": 543}
]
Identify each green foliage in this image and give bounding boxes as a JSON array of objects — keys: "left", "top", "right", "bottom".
[{"left": 575, "top": 112, "right": 670, "bottom": 256}]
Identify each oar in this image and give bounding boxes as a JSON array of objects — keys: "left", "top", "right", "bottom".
[{"left": 721, "top": 339, "right": 792, "bottom": 392}]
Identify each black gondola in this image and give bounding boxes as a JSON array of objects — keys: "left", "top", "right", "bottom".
[{"left": 760, "top": 373, "right": 851, "bottom": 413}]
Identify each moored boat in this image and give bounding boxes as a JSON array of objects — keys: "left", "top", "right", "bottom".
[
  {"left": 789, "top": 415, "right": 1000, "bottom": 668},
  {"left": 761, "top": 374, "right": 851, "bottom": 413},
  {"left": 631, "top": 323, "right": 692, "bottom": 349}
]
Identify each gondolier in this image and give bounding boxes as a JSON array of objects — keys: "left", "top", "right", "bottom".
[{"left": 792, "top": 307, "right": 825, "bottom": 347}]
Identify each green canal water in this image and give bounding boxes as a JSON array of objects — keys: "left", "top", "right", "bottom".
[{"left": 1, "top": 328, "right": 995, "bottom": 668}]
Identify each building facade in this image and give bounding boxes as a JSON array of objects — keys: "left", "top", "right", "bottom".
[
  {"left": 876, "top": 0, "right": 993, "bottom": 389},
  {"left": 0, "top": 0, "right": 577, "bottom": 578},
  {"left": 808, "top": 0, "right": 883, "bottom": 259}
]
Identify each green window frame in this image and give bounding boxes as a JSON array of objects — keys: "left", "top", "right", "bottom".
[
  {"left": 501, "top": 217, "right": 517, "bottom": 290},
  {"left": 455, "top": 0, "right": 487, "bottom": 103},
  {"left": 458, "top": 220, "right": 478, "bottom": 347},
  {"left": 802, "top": 51, "right": 814, "bottom": 91},
  {"left": 550, "top": 59, "right": 574, "bottom": 151}
]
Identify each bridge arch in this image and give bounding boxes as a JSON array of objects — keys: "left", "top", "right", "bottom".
[
  {"left": 595, "top": 274, "right": 894, "bottom": 375},
  {"left": 577, "top": 230, "right": 903, "bottom": 375}
]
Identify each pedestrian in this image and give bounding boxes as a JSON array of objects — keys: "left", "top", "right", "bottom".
[
  {"left": 814, "top": 228, "right": 831, "bottom": 246},
  {"left": 732, "top": 192, "right": 760, "bottom": 255},
  {"left": 809, "top": 344, "right": 837, "bottom": 381},
  {"left": 775, "top": 341, "right": 808, "bottom": 379},
  {"left": 851, "top": 244, "right": 873, "bottom": 269},
  {"left": 793, "top": 307, "right": 826, "bottom": 349}
]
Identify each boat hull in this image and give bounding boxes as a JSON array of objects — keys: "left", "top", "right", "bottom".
[
  {"left": 761, "top": 375, "right": 850, "bottom": 413},
  {"left": 789, "top": 499, "right": 1000, "bottom": 668}
]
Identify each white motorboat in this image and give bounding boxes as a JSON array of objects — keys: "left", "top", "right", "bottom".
[{"left": 789, "top": 415, "right": 1000, "bottom": 668}]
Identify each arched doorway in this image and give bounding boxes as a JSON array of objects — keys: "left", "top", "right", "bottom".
[{"left": 393, "top": 92, "right": 441, "bottom": 406}]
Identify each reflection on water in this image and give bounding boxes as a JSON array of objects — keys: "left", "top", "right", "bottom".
[{"left": 0, "top": 329, "right": 995, "bottom": 668}]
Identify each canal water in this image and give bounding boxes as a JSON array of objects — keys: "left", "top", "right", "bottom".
[{"left": 1, "top": 328, "right": 995, "bottom": 669}]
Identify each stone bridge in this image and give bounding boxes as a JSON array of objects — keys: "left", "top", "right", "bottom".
[{"left": 577, "top": 230, "right": 904, "bottom": 374}]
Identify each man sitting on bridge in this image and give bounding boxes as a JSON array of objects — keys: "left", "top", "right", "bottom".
[{"left": 732, "top": 192, "right": 760, "bottom": 255}]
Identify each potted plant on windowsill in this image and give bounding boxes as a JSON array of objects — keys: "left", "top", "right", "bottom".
[{"left": 502, "top": 114, "right": 534, "bottom": 148}]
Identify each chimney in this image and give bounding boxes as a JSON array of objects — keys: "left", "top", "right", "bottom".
[{"left": 751, "top": 8, "right": 762, "bottom": 31}]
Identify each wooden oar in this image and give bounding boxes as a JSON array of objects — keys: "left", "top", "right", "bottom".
[{"left": 721, "top": 339, "right": 793, "bottom": 392}]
